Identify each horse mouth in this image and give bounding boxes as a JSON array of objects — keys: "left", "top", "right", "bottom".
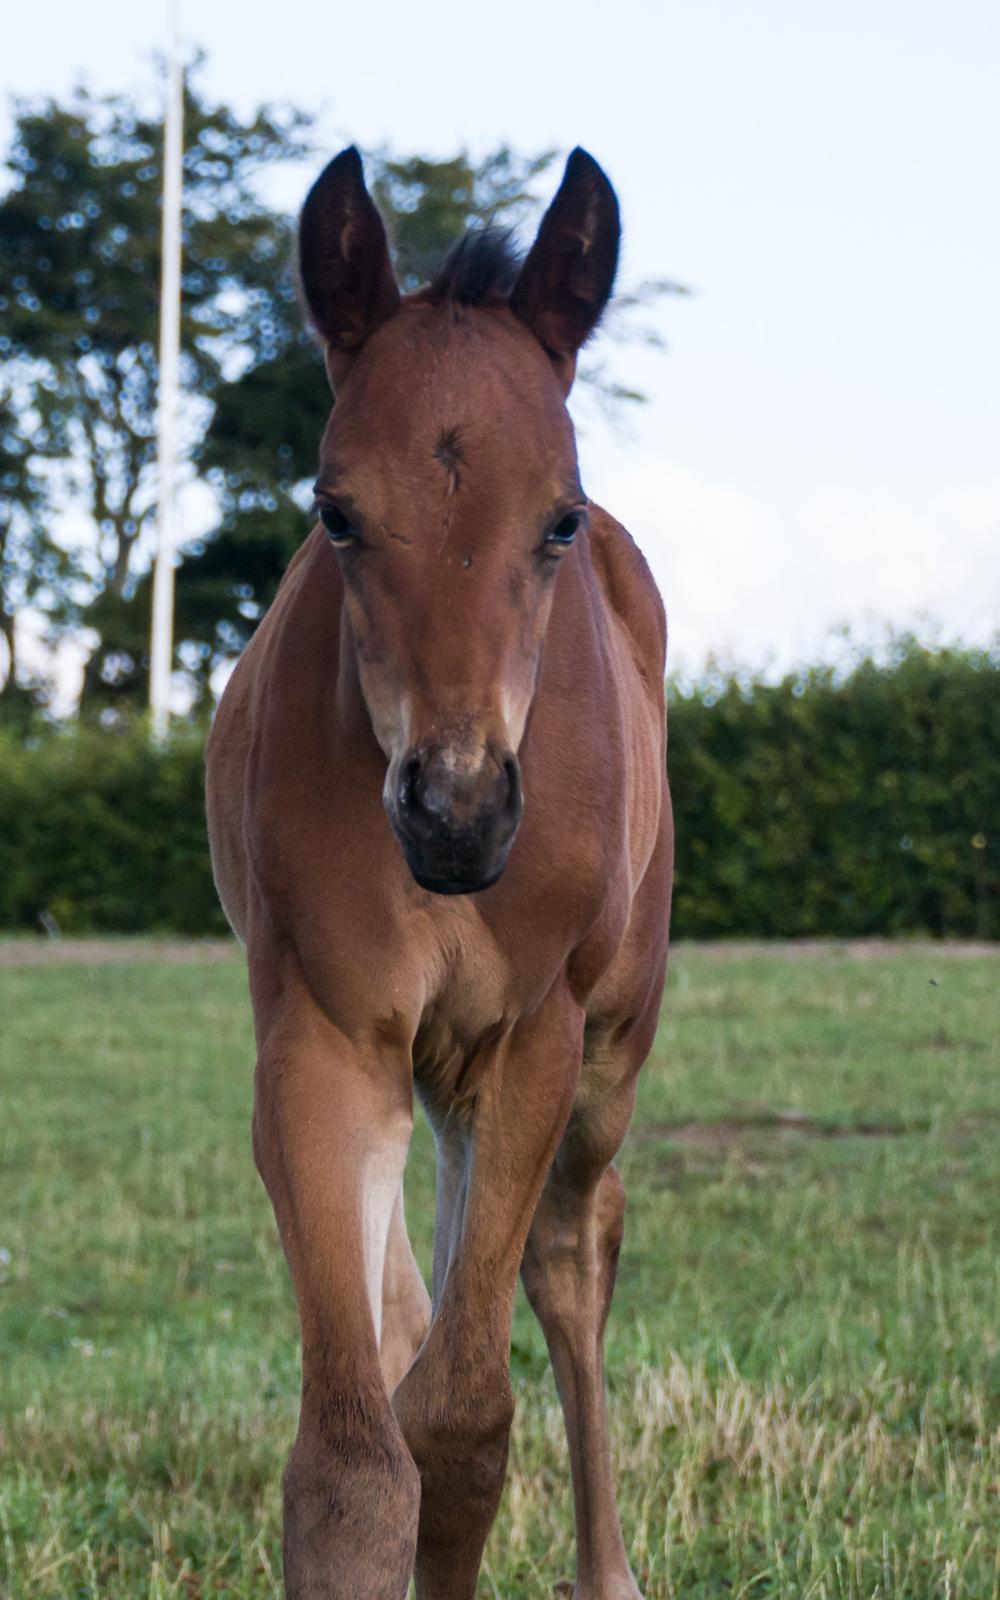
[
  {"left": 393, "top": 818, "right": 518, "bottom": 897},
  {"left": 410, "top": 865, "right": 505, "bottom": 897},
  {"left": 389, "top": 810, "right": 520, "bottom": 895}
]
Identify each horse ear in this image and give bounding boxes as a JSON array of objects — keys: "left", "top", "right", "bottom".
[
  {"left": 298, "top": 147, "right": 400, "bottom": 382},
  {"left": 510, "top": 148, "right": 620, "bottom": 381}
]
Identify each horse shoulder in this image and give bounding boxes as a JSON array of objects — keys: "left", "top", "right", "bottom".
[
  {"left": 206, "top": 527, "right": 331, "bottom": 939},
  {"left": 583, "top": 501, "right": 670, "bottom": 940},
  {"left": 586, "top": 503, "right": 667, "bottom": 698},
  {"left": 570, "top": 507, "right": 672, "bottom": 1047}
]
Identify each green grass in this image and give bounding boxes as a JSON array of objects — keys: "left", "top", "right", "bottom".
[{"left": 2, "top": 944, "right": 999, "bottom": 1598}]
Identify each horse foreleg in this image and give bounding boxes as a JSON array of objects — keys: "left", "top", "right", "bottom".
[
  {"left": 522, "top": 1162, "right": 641, "bottom": 1600},
  {"left": 252, "top": 973, "right": 420, "bottom": 1600},
  {"left": 520, "top": 1017, "right": 656, "bottom": 1600},
  {"left": 394, "top": 992, "right": 583, "bottom": 1600}
]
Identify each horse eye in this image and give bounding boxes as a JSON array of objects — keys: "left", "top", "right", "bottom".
[
  {"left": 318, "top": 504, "right": 358, "bottom": 544},
  {"left": 548, "top": 512, "right": 581, "bottom": 546}
]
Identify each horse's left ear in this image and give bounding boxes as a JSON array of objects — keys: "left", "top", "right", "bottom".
[
  {"left": 298, "top": 146, "right": 401, "bottom": 389},
  {"left": 510, "top": 148, "right": 620, "bottom": 388}
]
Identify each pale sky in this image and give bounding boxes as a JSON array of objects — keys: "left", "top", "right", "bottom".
[{"left": 4, "top": 0, "right": 999, "bottom": 679}]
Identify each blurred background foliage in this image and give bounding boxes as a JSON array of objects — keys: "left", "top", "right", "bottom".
[
  {"left": 0, "top": 636, "right": 995, "bottom": 939},
  {"left": 666, "top": 635, "right": 998, "bottom": 940},
  {"left": 0, "top": 65, "right": 994, "bottom": 940}
]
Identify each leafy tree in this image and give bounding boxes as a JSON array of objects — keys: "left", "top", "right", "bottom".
[
  {"left": 0, "top": 71, "right": 309, "bottom": 713},
  {"left": 0, "top": 390, "right": 72, "bottom": 722}
]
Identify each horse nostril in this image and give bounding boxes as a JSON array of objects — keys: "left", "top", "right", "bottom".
[
  {"left": 399, "top": 755, "right": 423, "bottom": 816},
  {"left": 503, "top": 756, "right": 522, "bottom": 818}
]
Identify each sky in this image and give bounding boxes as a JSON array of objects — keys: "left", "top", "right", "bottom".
[{"left": 4, "top": 0, "right": 999, "bottom": 679}]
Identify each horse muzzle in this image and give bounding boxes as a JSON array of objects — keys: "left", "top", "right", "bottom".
[{"left": 386, "top": 740, "right": 523, "bottom": 895}]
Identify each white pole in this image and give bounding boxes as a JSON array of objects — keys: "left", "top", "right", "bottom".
[{"left": 150, "top": 0, "right": 183, "bottom": 741}]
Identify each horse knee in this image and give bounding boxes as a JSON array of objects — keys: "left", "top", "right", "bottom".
[
  {"left": 394, "top": 1341, "right": 515, "bottom": 1509},
  {"left": 285, "top": 1387, "right": 420, "bottom": 1600}
]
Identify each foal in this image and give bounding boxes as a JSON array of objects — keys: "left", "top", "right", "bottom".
[{"left": 207, "top": 144, "right": 672, "bottom": 1600}]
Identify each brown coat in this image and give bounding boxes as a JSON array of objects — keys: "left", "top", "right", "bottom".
[{"left": 207, "top": 144, "right": 672, "bottom": 1600}]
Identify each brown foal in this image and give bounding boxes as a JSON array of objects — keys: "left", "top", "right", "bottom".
[{"left": 206, "top": 145, "right": 673, "bottom": 1600}]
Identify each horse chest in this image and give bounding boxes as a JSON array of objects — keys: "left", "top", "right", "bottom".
[{"left": 409, "top": 925, "right": 512, "bottom": 1100}]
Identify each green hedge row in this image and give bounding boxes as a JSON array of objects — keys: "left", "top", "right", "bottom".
[
  {"left": 0, "top": 638, "right": 996, "bottom": 938},
  {"left": 668, "top": 639, "right": 997, "bottom": 938},
  {"left": 0, "top": 726, "right": 227, "bottom": 936}
]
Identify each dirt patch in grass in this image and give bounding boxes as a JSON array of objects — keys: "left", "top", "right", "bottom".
[
  {"left": 635, "top": 1110, "right": 912, "bottom": 1146},
  {"left": 672, "top": 939, "right": 999, "bottom": 961},
  {"left": 1, "top": 934, "right": 994, "bottom": 969},
  {"left": 0, "top": 937, "right": 239, "bottom": 967}
]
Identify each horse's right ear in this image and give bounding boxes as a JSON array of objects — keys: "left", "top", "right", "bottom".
[{"left": 298, "top": 147, "right": 400, "bottom": 388}]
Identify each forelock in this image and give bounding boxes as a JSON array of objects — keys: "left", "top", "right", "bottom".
[{"left": 424, "top": 227, "right": 522, "bottom": 308}]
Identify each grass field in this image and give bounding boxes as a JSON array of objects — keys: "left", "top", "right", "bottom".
[{"left": 2, "top": 943, "right": 1000, "bottom": 1599}]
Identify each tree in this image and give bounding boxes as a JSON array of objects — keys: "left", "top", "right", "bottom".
[
  {"left": 0, "top": 389, "right": 78, "bottom": 723},
  {"left": 0, "top": 71, "right": 309, "bottom": 714}
]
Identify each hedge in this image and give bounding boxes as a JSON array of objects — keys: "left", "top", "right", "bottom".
[
  {"left": 668, "top": 639, "right": 997, "bottom": 939},
  {"left": 0, "top": 638, "right": 996, "bottom": 938},
  {"left": 0, "top": 725, "right": 227, "bottom": 936}
]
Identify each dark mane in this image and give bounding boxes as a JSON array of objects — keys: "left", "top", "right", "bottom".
[{"left": 424, "top": 227, "right": 522, "bottom": 307}]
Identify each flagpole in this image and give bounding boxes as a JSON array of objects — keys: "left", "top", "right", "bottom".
[{"left": 150, "top": 0, "right": 183, "bottom": 741}]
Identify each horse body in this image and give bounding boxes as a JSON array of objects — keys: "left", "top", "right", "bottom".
[{"left": 207, "top": 146, "right": 672, "bottom": 1600}]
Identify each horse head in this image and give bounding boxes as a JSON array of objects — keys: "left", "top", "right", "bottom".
[{"left": 299, "top": 146, "right": 620, "bottom": 894}]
